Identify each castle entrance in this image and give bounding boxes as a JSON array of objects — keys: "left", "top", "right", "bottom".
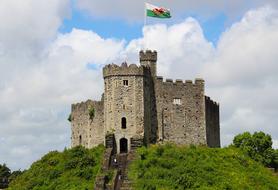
[{"left": 120, "top": 138, "right": 128, "bottom": 153}]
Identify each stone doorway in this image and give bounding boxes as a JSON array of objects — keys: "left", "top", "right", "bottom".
[{"left": 120, "top": 138, "right": 128, "bottom": 153}]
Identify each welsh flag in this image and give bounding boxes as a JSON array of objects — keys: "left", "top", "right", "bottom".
[{"left": 146, "top": 3, "right": 171, "bottom": 19}]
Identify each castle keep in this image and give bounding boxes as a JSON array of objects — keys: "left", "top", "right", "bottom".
[{"left": 70, "top": 50, "right": 220, "bottom": 153}]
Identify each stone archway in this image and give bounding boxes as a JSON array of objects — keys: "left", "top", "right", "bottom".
[{"left": 120, "top": 138, "right": 128, "bottom": 153}]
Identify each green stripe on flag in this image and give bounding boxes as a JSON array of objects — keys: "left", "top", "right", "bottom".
[{"left": 147, "top": 9, "right": 171, "bottom": 18}]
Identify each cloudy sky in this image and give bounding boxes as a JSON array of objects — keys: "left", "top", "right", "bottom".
[{"left": 1, "top": 0, "right": 278, "bottom": 170}]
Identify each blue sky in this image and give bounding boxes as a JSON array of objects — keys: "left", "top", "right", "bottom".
[{"left": 60, "top": 2, "right": 229, "bottom": 45}]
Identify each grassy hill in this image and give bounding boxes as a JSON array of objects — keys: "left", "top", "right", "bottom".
[
  {"left": 128, "top": 144, "right": 278, "bottom": 190},
  {"left": 7, "top": 143, "right": 278, "bottom": 190},
  {"left": 8, "top": 145, "right": 104, "bottom": 190}
]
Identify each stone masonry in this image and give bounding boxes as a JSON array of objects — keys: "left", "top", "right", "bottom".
[{"left": 70, "top": 50, "right": 220, "bottom": 153}]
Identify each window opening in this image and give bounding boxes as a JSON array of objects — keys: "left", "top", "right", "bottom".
[
  {"left": 123, "top": 80, "right": 128, "bottom": 86},
  {"left": 173, "top": 98, "right": 181, "bottom": 105},
  {"left": 121, "top": 117, "right": 127, "bottom": 129}
]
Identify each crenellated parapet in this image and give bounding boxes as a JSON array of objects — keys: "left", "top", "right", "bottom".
[
  {"left": 103, "top": 63, "right": 145, "bottom": 78},
  {"left": 72, "top": 99, "right": 103, "bottom": 113},
  {"left": 156, "top": 76, "right": 205, "bottom": 86},
  {"left": 140, "top": 50, "right": 157, "bottom": 62},
  {"left": 205, "top": 96, "right": 219, "bottom": 106}
]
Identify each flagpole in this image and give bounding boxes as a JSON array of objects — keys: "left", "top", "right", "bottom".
[
  {"left": 144, "top": 3, "right": 147, "bottom": 26},
  {"left": 144, "top": 2, "right": 148, "bottom": 50}
]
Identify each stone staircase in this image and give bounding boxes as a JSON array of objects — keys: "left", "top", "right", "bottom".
[
  {"left": 94, "top": 149, "right": 136, "bottom": 190},
  {"left": 94, "top": 134, "right": 139, "bottom": 189}
]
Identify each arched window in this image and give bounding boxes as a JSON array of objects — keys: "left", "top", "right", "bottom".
[
  {"left": 121, "top": 117, "right": 126, "bottom": 129},
  {"left": 79, "top": 135, "right": 82, "bottom": 145}
]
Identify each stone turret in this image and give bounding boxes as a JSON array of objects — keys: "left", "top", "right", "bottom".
[
  {"left": 140, "top": 50, "right": 157, "bottom": 77},
  {"left": 103, "top": 62, "right": 146, "bottom": 153}
]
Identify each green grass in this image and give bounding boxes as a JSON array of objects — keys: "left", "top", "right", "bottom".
[
  {"left": 128, "top": 144, "right": 278, "bottom": 190},
  {"left": 8, "top": 145, "right": 105, "bottom": 190}
]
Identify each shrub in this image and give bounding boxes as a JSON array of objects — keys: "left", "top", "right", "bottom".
[
  {"left": 8, "top": 145, "right": 105, "bottom": 190},
  {"left": 88, "top": 107, "right": 95, "bottom": 120},
  {"left": 232, "top": 131, "right": 278, "bottom": 169},
  {"left": 67, "top": 114, "right": 72, "bottom": 122}
]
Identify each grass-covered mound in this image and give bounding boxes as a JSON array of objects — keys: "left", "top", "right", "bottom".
[
  {"left": 129, "top": 144, "right": 278, "bottom": 190},
  {"left": 8, "top": 145, "right": 105, "bottom": 190}
]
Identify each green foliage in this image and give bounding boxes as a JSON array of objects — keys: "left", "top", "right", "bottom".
[
  {"left": 88, "top": 107, "right": 95, "bottom": 120},
  {"left": 232, "top": 131, "right": 278, "bottom": 169},
  {"left": 8, "top": 145, "right": 105, "bottom": 190},
  {"left": 9, "top": 170, "right": 23, "bottom": 183},
  {"left": 129, "top": 144, "right": 278, "bottom": 190},
  {"left": 0, "top": 163, "right": 11, "bottom": 188},
  {"left": 67, "top": 114, "right": 72, "bottom": 122}
]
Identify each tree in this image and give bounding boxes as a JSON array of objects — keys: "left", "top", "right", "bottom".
[
  {"left": 232, "top": 131, "right": 278, "bottom": 169},
  {"left": 9, "top": 170, "right": 23, "bottom": 183},
  {"left": 0, "top": 164, "right": 11, "bottom": 188}
]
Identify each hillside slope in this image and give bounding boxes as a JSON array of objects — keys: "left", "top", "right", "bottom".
[
  {"left": 8, "top": 145, "right": 104, "bottom": 190},
  {"left": 128, "top": 144, "right": 278, "bottom": 190}
]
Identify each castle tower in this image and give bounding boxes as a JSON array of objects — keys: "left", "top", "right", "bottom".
[
  {"left": 103, "top": 63, "right": 146, "bottom": 153},
  {"left": 139, "top": 50, "right": 158, "bottom": 143},
  {"left": 140, "top": 50, "right": 157, "bottom": 77}
]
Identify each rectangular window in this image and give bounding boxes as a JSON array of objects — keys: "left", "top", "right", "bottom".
[
  {"left": 173, "top": 98, "right": 181, "bottom": 105},
  {"left": 123, "top": 80, "right": 128, "bottom": 86}
]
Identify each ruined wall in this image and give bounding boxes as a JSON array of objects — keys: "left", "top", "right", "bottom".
[
  {"left": 155, "top": 78, "right": 207, "bottom": 145},
  {"left": 205, "top": 96, "right": 220, "bottom": 147},
  {"left": 103, "top": 63, "right": 146, "bottom": 153},
  {"left": 71, "top": 100, "right": 104, "bottom": 148}
]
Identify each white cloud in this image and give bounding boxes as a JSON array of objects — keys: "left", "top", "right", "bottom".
[
  {"left": 1, "top": 2, "right": 278, "bottom": 171},
  {"left": 202, "top": 6, "right": 278, "bottom": 148},
  {"left": 0, "top": 28, "right": 125, "bottom": 170},
  {"left": 0, "top": 0, "right": 125, "bottom": 170}
]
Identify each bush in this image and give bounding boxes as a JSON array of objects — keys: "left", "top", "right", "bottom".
[
  {"left": 0, "top": 164, "right": 11, "bottom": 188},
  {"left": 88, "top": 107, "right": 95, "bottom": 120},
  {"left": 67, "top": 114, "right": 72, "bottom": 122},
  {"left": 8, "top": 145, "right": 105, "bottom": 190},
  {"left": 232, "top": 131, "right": 278, "bottom": 169}
]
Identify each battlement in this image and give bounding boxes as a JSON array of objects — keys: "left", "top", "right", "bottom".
[
  {"left": 72, "top": 99, "right": 103, "bottom": 112},
  {"left": 156, "top": 76, "right": 205, "bottom": 86},
  {"left": 103, "top": 62, "right": 145, "bottom": 78},
  {"left": 140, "top": 50, "right": 157, "bottom": 62},
  {"left": 205, "top": 96, "right": 219, "bottom": 106}
]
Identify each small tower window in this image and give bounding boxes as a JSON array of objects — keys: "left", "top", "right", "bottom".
[
  {"left": 123, "top": 80, "right": 128, "bottom": 86},
  {"left": 79, "top": 135, "right": 82, "bottom": 145},
  {"left": 122, "top": 117, "right": 127, "bottom": 129},
  {"left": 173, "top": 98, "right": 181, "bottom": 105}
]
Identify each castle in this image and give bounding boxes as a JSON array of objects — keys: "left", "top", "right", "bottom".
[{"left": 70, "top": 50, "right": 220, "bottom": 153}]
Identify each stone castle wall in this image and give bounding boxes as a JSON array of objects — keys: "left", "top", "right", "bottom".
[
  {"left": 205, "top": 96, "right": 220, "bottom": 147},
  {"left": 70, "top": 50, "right": 220, "bottom": 150},
  {"left": 155, "top": 77, "right": 207, "bottom": 145},
  {"left": 71, "top": 100, "right": 104, "bottom": 148}
]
